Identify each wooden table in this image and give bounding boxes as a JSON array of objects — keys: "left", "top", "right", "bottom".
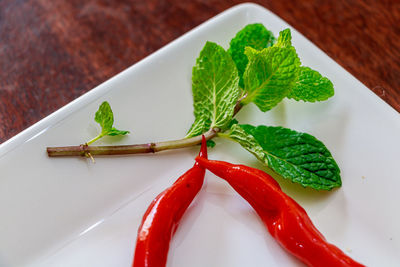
[{"left": 1, "top": 0, "right": 399, "bottom": 143}]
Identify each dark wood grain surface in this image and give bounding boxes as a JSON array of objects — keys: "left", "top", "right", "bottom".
[{"left": 1, "top": 0, "right": 399, "bottom": 143}]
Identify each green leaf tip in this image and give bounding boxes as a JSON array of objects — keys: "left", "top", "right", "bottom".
[
  {"left": 228, "top": 23, "right": 275, "bottom": 88},
  {"left": 275, "top": 28, "right": 292, "bottom": 48},
  {"left": 88, "top": 101, "right": 130, "bottom": 145},
  {"left": 228, "top": 124, "right": 341, "bottom": 190},
  {"left": 186, "top": 41, "right": 240, "bottom": 138}
]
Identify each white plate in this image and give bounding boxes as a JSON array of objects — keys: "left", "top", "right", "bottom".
[{"left": 1, "top": 3, "right": 399, "bottom": 267}]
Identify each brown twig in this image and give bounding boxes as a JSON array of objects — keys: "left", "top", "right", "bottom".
[
  {"left": 47, "top": 128, "right": 218, "bottom": 157},
  {"left": 47, "top": 98, "right": 245, "bottom": 157}
]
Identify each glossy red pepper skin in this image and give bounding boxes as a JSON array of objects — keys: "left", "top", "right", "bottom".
[
  {"left": 195, "top": 157, "right": 364, "bottom": 267},
  {"left": 133, "top": 137, "right": 207, "bottom": 267}
]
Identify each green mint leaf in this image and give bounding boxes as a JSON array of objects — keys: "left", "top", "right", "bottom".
[
  {"left": 241, "top": 45, "right": 300, "bottom": 112},
  {"left": 186, "top": 41, "right": 240, "bottom": 137},
  {"left": 288, "top": 66, "right": 334, "bottom": 102},
  {"left": 274, "top": 28, "right": 292, "bottom": 48},
  {"left": 228, "top": 124, "right": 341, "bottom": 190},
  {"left": 228, "top": 23, "right": 275, "bottom": 88},
  {"left": 95, "top": 101, "right": 114, "bottom": 134},
  {"left": 88, "top": 101, "right": 130, "bottom": 145},
  {"left": 107, "top": 127, "right": 130, "bottom": 136},
  {"left": 274, "top": 29, "right": 334, "bottom": 102}
]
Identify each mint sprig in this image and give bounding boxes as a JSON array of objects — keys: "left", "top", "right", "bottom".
[
  {"left": 87, "top": 101, "right": 130, "bottom": 145},
  {"left": 185, "top": 26, "right": 338, "bottom": 190},
  {"left": 48, "top": 24, "right": 340, "bottom": 192},
  {"left": 231, "top": 28, "right": 335, "bottom": 108}
]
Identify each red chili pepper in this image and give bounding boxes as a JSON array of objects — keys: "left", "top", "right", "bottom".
[
  {"left": 132, "top": 136, "right": 207, "bottom": 267},
  {"left": 195, "top": 157, "right": 364, "bottom": 267}
]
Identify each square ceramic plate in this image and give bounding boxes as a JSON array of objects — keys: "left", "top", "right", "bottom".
[{"left": 1, "top": 3, "right": 399, "bottom": 267}]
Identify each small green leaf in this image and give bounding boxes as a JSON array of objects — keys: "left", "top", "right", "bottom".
[
  {"left": 206, "top": 140, "right": 216, "bottom": 148},
  {"left": 288, "top": 66, "right": 334, "bottom": 102},
  {"left": 107, "top": 127, "right": 130, "bottom": 136},
  {"left": 88, "top": 101, "right": 130, "bottom": 145},
  {"left": 95, "top": 101, "right": 114, "bottom": 134},
  {"left": 241, "top": 45, "right": 300, "bottom": 112},
  {"left": 228, "top": 23, "right": 275, "bottom": 88},
  {"left": 228, "top": 124, "right": 341, "bottom": 190},
  {"left": 186, "top": 42, "right": 240, "bottom": 137}
]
